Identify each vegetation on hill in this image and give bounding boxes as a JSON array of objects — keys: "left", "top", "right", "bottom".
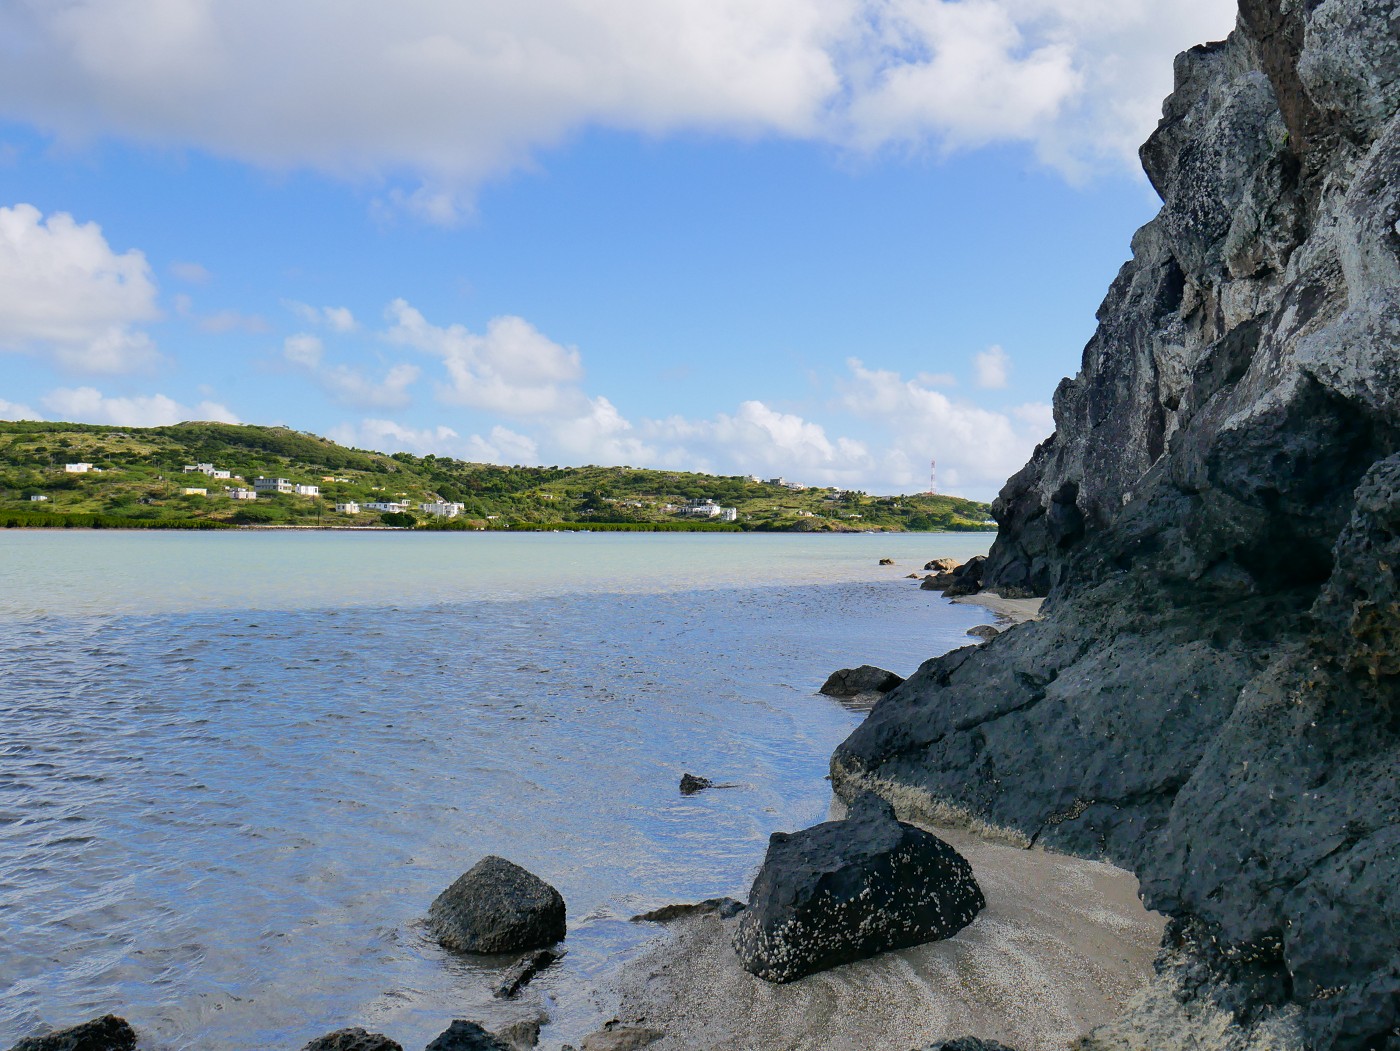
[{"left": 0, "top": 420, "right": 995, "bottom": 532}]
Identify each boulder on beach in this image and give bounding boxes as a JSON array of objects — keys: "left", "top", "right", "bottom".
[
  {"left": 924, "top": 558, "right": 961, "bottom": 573},
  {"left": 8, "top": 1015, "right": 138, "bottom": 1051},
  {"left": 493, "top": 1019, "right": 543, "bottom": 1051},
  {"left": 733, "top": 792, "right": 984, "bottom": 983},
  {"left": 302, "top": 1028, "right": 403, "bottom": 1051},
  {"left": 941, "top": 556, "right": 986, "bottom": 598},
  {"left": 678, "top": 773, "right": 712, "bottom": 795},
  {"left": 424, "top": 1020, "right": 511, "bottom": 1051},
  {"left": 428, "top": 856, "right": 566, "bottom": 954},
  {"left": 493, "top": 948, "right": 560, "bottom": 999},
  {"left": 966, "top": 625, "right": 1001, "bottom": 641},
  {"left": 819, "top": 665, "right": 904, "bottom": 699}
]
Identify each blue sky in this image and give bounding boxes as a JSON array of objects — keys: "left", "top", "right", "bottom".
[{"left": 0, "top": 0, "right": 1236, "bottom": 500}]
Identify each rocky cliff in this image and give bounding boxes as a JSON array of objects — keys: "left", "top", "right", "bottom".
[{"left": 832, "top": 2, "right": 1400, "bottom": 1048}]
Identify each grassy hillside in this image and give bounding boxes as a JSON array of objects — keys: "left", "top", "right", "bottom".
[{"left": 0, "top": 420, "right": 996, "bottom": 532}]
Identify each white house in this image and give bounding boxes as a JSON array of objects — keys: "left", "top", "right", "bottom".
[
  {"left": 682, "top": 498, "right": 721, "bottom": 518},
  {"left": 29, "top": 494, "right": 48, "bottom": 502},
  {"left": 183, "top": 487, "right": 208, "bottom": 496},
  {"left": 335, "top": 501, "right": 360, "bottom": 514},
  {"left": 366, "top": 500, "right": 410, "bottom": 513},
  {"left": 64, "top": 463, "right": 94, "bottom": 473},
  {"left": 420, "top": 500, "right": 465, "bottom": 518},
  {"left": 765, "top": 477, "right": 785, "bottom": 486},
  {"left": 229, "top": 488, "right": 258, "bottom": 500},
  {"left": 209, "top": 469, "right": 232, "bottom": 480},
  {"left": 720, "top": 507, "right": 738, "bottom": 522},
  {"left": 254, "top": 477, "right": 294, "bottom": 494},
  {"left": 293, "top": 484, "right": 320, "bottom": 497}
]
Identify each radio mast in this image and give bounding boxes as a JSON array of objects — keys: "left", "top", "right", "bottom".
[{"left": 928, "top": 459, "right": 937, "bottom": 496}]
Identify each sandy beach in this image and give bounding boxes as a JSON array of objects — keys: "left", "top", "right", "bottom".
[
  {"left": 605, "top": 816, "right": 1163, "bottom": 1051},
  {"left": 952, "top": 592, "right": 1044, "bottom": 624}
]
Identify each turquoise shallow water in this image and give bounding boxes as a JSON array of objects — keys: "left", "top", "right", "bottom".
[{"left": 0, "top": 532, "right": 993, "bottom": 1049}]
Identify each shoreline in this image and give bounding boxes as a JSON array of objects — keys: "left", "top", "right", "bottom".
[
  {"left": 950, "top": 592, "right": 1044, "bottom": 625},
  {"left": 605, "top": 815, "right": 1161, "bottom": 1051}
]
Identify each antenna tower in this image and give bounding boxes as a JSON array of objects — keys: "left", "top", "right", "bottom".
[{"left": 928, "top": 459, "right": 937, "bottom": 496}]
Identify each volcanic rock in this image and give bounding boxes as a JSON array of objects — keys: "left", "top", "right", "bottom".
[
  {"left": 423, "top": 1021, "right": 510, "bottom": 1051},
  {"left": 428, "top": 857, "right": 566, "bottom": 954},
  {"left": 493, "top": 948, "right": 560, "bottom": 999},
  {"left": 301, "top": 1029, "right": 402, "bottom": 1051},
  {"left": 630, "top": 897, "right": 744, "bottom": 923},
  {"left": 819, "top": 665, "right": 904, "bottom": 699},
  {"left": 678, "top": 773, "right": 712, "bottom": 794},
  {"left": 834, "top": 2, "right": 1400, "bottom": 1046},
  {"left": 924, "top": 558, "right": 961, "bottom": 573},
  {"left": 732, "top": 792, "right": 983, "bottom": 983},
  {"left": 965, "top": 625, "right": 1001, "bottom": 641},
  {"left": 7, "top": 1017, "right": 137, "bottom": 1051},
  {"left": 940, "top": 556, "right": 986, "bottom": 598}
]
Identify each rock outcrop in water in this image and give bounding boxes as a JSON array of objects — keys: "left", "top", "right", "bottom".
[
  {"left": 7, "top": 1016, "right": 137, "bottom": 1051},
  {"left": 834, "top": 1, "right": 1400, "bottom": 1048},
  {"left": 733, "top": 792, "right": 984, "bottom": 983},
  {"left": 302, "top": 1029, "right": 403, "bottom": 1051},
  {"left": 427, "top": 857, "right": 566, "bottom": 955}
]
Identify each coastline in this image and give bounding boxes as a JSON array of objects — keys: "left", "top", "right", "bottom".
[
  {"left": 606, "top": 817, "right": 1161, "bottom": 1051},
  {"left": 949, "top": 592, "right": 1043, "bottom": 625}
]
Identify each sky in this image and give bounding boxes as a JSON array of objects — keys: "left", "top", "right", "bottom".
[{"left": 0, "top": 0, "right": 1238, "bottom": 501}]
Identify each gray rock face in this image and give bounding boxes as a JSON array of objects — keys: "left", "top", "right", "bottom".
[
  {"left": 7, "top": 1017, "right": 137, "bottom": 1051},
  {"left": 732, "top": 793, "right": 984, "bottom": 983},
  {"left": 493, "top": 948, "right": 560, "bottom": 999},
  {"left": 835, "top": 2, "right": 1400, "bottom": 1048},
  {"left": 920, "top": 1041, "right": 1019, "bottom": 1051},
  {"left": 301, "top": 1028, "right": 403, "bottom": 1051},
  {"left": 819, "top": 665, "right": 905, "bottom": 698},
  {"left": 427, "top": 856, "right": 566, "bottom": 954}
]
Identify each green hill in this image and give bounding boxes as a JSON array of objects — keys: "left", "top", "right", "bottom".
[{"left": 0, "top": 420, "right": 996, "bottom": 532}]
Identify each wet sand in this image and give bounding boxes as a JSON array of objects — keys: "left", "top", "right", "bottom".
[
  {"left": 606, "top": 822, "right": 1162, "bottom": 1051},
  {"left": 952, "top": 592, "right": 1044, "bottom": 624}
]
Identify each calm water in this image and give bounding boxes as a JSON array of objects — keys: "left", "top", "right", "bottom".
[{"left": 0, "top": 531, "right": 993, "bottom": 1050}]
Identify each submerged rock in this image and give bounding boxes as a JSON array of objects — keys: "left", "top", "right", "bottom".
[
  {"left": 424, "top": 1021, "right": 510, "bottom": 1051},
  {"left": 819, "top": 665, "right": 904, "bottom": 699},
  {"left": 493, "top": 948, "right": 560, "bottom": 999},
  {"left": 733, "top": 793, "right": 984, "bottom": 983},
  {"left": 924, "top": 558, "right": 961, "bottom": 573},
  {"left": 678, "top": 773, "right": 712, "bottom": 794},
  {"left": 878, "top": 558, "right": 895, "bottom": 565},
  {"left": 7, "top": 1016, "right": 137, "bottom": 1051},
  {"left": 493, "top": 1019, "right": 543, "bottom": 1050},
  {"left": 301, "top": 1029, "right": 402, "bottom": 1051},
  {"left": 630, "top": 896, "right": 744, "bottom": 923},
  {"left": 428, "top": 856, "right": 566, "bottom": 954}
]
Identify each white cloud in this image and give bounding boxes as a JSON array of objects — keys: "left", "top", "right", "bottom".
[
  {"left": 0, "top": 397, "right": 41, "bottom": 420},
  {"left": 0, "top": 2, "right": 1237, "bottom": 215},
  {"left": 287, "top": 301, "right": 358, "bottom": 332},
  {"left": 169, "top": 260, "right": 211, "bottom": 284},
  {"left": 41, "top": 386, "right": 240, "bottom": 427},
  {"left": 646, "top": 400, "right": 873, "bottom": 485},
  {"left": 282, "top": 333, "right": 421, "bottom": 408},
  {"left": 973, "top": 344, "right": 1010, "bottom": 389},
  {"left": 327, "top": 418, "right": 461, "bottom": 456},
  {"left": 0, "top": 203, "right": 160, "bottom": 372},
  {"left": 386, "top": 301, "right": 584, "bottom": 414},
  {"left": 464, "top": 425, "right": 541, "bottom": 465},
  {"left": 839, "top": 358, "right": 1052, "bottom": 496}
]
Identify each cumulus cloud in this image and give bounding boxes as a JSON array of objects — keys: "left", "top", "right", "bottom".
[
  {"left": 0, "top": 203, "right": 160, "bottom": 372},
  {"left": 386, "top": 301, "right": 584, "bottom": 414},
  {"left": 282, "top": 333, "right": 421, "bottom": 408},
  {"left": 973, "top": 344, "right": 1010, "bottom": 389},
  {"left": 839, "top": 358, "right": 1052, "bottom": 496},
  {"left": 287, "top": 301, "right": 357, "bottom": 332},
  {"left": 646, "top": 400, "right": 873, "bottom": 485},
  {"left": 327, "top": 417, "right": 460, "bottom": 455},
  {"left": 169, "top": 260, "right": 211, "bottom": 284},
  {"left": 0, "top": 397, "right": 41, "bottom": 420},
  {"left": 0, "top": 2, "right": 1236, "bottom": 215},
  {"left": 41, "top": 386, "right": 240, "bottom": 427}
]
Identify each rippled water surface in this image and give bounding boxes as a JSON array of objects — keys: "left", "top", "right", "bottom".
[{"left": 0, "top": 532, "right": 994, "bottom": 1049}]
